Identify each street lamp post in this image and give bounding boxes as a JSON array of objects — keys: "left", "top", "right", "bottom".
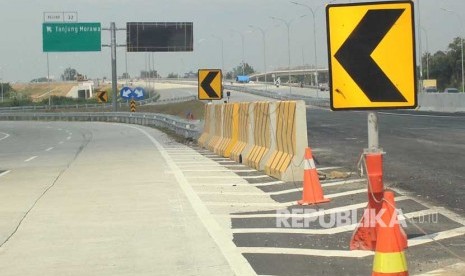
[
  {"left": 420, "top": 27, "right": 430, "bottom": 79},
  {"left": 249, "top": 25, "right": 268, "bottom": 90},
  {"left": 0, "top": 67, "right": 3, "bottom": 103},
  {"left": 291, "top": 1, "right": 324, "bottom": 98},
  {"left": 270, "top": 16, "right": 293, "bottom": 96},
  {"left": 442, "top": 8, "right": 464, "bottom": 92},
  {"left": 211, "top": 35, "right": 225, "bottom": 79},
  {"left": 231, "top": 30, "right": 246, "bottom": 76}
]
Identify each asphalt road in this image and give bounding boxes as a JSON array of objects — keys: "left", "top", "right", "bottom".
[
  {"left": 0, "top": 121, "right": 239, "bottom": 275},
  {"left": 306, "top": 107, "right": 465, "bottom": 215}
]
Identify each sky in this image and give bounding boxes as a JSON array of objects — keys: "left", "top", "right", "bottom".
[{"left": 1, "top": 0, "right": 464, "bottom": 82}]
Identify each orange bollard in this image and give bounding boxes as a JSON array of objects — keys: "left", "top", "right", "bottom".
[
  {"left": 350, "top": 152, "right": 385, "bottom": 250},
  {"left": 372, "top": 190, "right": 408, "bottom": 276},
  {"left": 297, "top": 147, "right": 330, "bottom": 205}
]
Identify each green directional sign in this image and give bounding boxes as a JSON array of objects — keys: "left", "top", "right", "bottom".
[{"left": 43, "top": 22, "right": 101, "bottom": 52}]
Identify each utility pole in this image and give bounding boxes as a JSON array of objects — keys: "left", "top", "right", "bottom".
[{"left": 103, "top": 22, "right": 126, "bottom": 112}]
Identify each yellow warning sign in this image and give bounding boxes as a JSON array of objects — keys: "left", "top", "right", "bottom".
[
  {"left": 326, "top": 1, "right": 417, "bottom": 110},
  {"left": 198, "top": 69, "right": 222, "bottom": 100}
]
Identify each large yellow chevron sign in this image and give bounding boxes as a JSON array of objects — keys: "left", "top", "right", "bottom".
[{"left": 326, "top": 1, "right": 417, "bottom": 110}]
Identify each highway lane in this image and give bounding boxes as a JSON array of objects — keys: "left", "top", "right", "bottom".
[
  {"left": 306, "top": 107, "right": 465, "bottom": 215},
  {"left": 0, "top": 121, "right": 242, "bottom": 275}
]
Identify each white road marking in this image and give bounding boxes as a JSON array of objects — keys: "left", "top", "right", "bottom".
[
  {"left": 206, "top": 188, "right": 366, "bottom": 200},
  {"left": 177, "top": 164, "right": 246, "bottom": 169},
  {"left": 207, "top": 202, "right": 287, "bottom": 207},
  {"left": 409, "top": 226, "right": 465, "bottom": 246},
  {"left": 0, "top": 170, "right": 11, "bottom": 177},
  {"left": 24, "top": 156, "right": 38, "bottom": 162},
  {"left": 127, "top": 125, "right": 257, "bottom": 275},
  {"left": 239, "top": 225, "right": 465, "bottom": 258},
  {"left": 59, "top": 141, "right": 64, "bottom": 144},
  {"left": 187, "top": 175, "right": 242, "bottom": 179},
  {"left": 379, "top": 111, "right": 464, "bottom": 119},
  {"left": 0, "top": 132, "right": 10, "bottom": 141},
  {"left": 191, "top": 182, "right": 254, "bottom": 187},
  {"left": 227, "top": 196, "right": 409, "bottom": 219},
  {"left": 182, "top": 169, "right": 256, "bottom": 173},
  {"left": 242, "top": 175, "right": 270, "bottom": 179},
  {"left": 210, "top": 158, "right": 231, "bottom": 161},
  {"left": 175, "top": 161, "right": 220, "bottom": 164},
  {"left": 45, "top": 147, "right": 54, "bottom": 152},
  {"left": 317, "top": 166, "right": 342, "bottom": 171},
  {"left": 321, "top": 178, "right": 365, "bottom": 187},
  {"left": 231, "top": 209, "right": 439, "bottom": 235},
  {"left": 239, "top": 247, "right": 374, "bottom": 258},
  {"left": 66, "top": 136, "right": 71, "bottom": 140},
  {"left": 250, "top": 181, "right": 286, "bottom": 187}
]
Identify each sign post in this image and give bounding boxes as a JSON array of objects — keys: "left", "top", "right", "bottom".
[{"left": 326, "top": 1, "right": 415, "bottom": 251}]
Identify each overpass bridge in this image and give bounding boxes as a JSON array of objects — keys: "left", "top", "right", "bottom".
[{"left": 248, "top": 68, "right": 329, "bottom": 86}]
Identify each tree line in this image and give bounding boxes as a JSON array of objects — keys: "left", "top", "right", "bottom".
[{"left": 422, "top": 37, "right": 464, "bottom": 91}]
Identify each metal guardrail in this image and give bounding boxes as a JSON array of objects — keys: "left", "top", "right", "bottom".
[
  {"left": 0, "top": 112, "right": 201, "bottom": 139},
  {"left": 223, "top": 85, "right": 330, "bottom": 108},
  {"left": 0, "top": 95, "right": 197, "bottom": 112}
]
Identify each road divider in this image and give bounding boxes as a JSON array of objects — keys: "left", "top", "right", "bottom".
[{"left": 199, "top": 100, "right": 308, "bottom": 181}]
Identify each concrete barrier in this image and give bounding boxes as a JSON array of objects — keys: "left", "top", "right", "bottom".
[
  {"left": 217, "top": 103, "right": 239, "bottom": 157},
  {"left": 197, "top": 100, "right": 309, "bottom": 181},
  {"left": 264, "top": 101, "right": 308, "bottom": 181},
  {"left": 230, "top": 103, "right": 252, "bottom": 163},
  {"left": 206, "top": 105, "right": 224, "bottom": 152},
  {"left": 244, "top": 102, "right": 272, "bottom": 170},
  {"left": 418, "top": 93, "right": 465, "bottom": 112},
  {"left": 198, "top": 104, "right": 212, "bottom": 147}
]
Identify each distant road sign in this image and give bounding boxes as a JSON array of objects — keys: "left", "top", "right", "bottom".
[
  {"left": 43, "top": 12, "right": 78, "bottom": 22},
  {"left": 326, "top": 1, "right": 417, "bottom": 110},
  {"left": 133, "top": 87, "right": 145, "bottom": 100},
  {"left": 198, "top": 69, "right": 222, "bottom": 100},
  {"left": 42, "top": 22, "right": 101, "bottom": 52},
  {"left": 126, "top": 22, "right": 193, "bottom": 52},
  {"left": 97, "top": 91, "right": 108, "bottom": 103},
  {"left": 120, "top": 87, "right": 133, "bottom": 99},
  {"left": 120, "top": 87, "right": 145, "bottom": 100}
]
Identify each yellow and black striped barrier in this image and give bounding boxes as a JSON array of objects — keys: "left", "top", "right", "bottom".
[
  {"left": 130, "top": 100, "right": 136, "bottom": 113},
  {"left": 199, "top": 100, "right": 308, "bottom": 181}
]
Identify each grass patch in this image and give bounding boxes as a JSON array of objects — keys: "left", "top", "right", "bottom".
[
  {"left": 47, "top": 99, "right": 206, "bottom": 120},
  {"left": 135, "top": 100, "right": 205, "bottom": 120}
]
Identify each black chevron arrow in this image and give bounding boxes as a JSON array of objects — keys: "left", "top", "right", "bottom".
[
  {"left": 334, "top": 9, "right": 407, "bottom": 102},
  {"left": 201, "top": 71, "right": 219, "bottom": 98},
  {"left": 98, "top": 92, "right": 107, "bottom": 102}
]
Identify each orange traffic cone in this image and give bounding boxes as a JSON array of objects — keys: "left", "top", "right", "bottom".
[
  {"left": 298, "top": 147, "right": 330, "bottom": 205},
  {"left": 372, "top": 190, "right": 408, "bottom": 276}
]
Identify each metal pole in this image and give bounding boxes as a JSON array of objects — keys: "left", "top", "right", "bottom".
[
  {"left": 418, "top": 0, "right": 423, "bottom": 91},
  {"left": 1, "top": 67, "right": 4, "bottom": 103},
  {"left": 462, "top": 37, "right": 464, "bottom": 92},
  {"left": 211, "top": 35, "right": 224, "bottom": 79},
  {"left": 421, "top": 27, "right": 430, "bottom": 79},
  {"left": 367, "top": 112, "right": 379, "bottom": 152},
  {"left": 262, "top": 30, "right": 267, "bottom": 91},
  {"left": 125, "top": 49, "right": 128, "bottom": 84},
  {"left": 110, "top": 22, "right": 117, "bottom": 112},
  {"left": 241, "top": 33, "right": 245, "bottom": 76},
  {"left": 47, "top": 53, "right": 50, "bottom": 106},
  {"left": 312, "top": 11, "right": 319, "bottom": 99},
  {"left": 286, "top": 23, "right": 292, "bottom": 96}
]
